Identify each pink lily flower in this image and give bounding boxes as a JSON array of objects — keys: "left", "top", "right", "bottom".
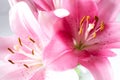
[
  {"left": 0, "top": 1, "right": 61, "bottom": 80},
  {"left": 40, "top": 0, "right": 120, "bottom": 80}
]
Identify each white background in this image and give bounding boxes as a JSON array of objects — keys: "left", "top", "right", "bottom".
[{"left": 0, "top": 0, "right": 120, "bottom": 80}]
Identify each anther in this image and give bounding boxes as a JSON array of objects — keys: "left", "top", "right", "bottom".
[
  {"left": 80, "top": 16, "right": 86, "bottom": 25},
  {"left": 92, "top": 32, "right": 96, "bottom": 38},
  {"left": 18, "top": 37, "right": 22, "bottom": 46},
  {"left": 86, "top": 16, "right": 90, "bottom": 21},
  {"left": 78, "top": 27, "right": 83, "bottom": 35},
  {"left": 100, "top": 21, "right": 104, "bottom": 31},
  {"left": 79, "top": 16, "right": 86, "bottom": 35},
  {"left": 29, "top": 37, "right": 35, "bottom": 43},
  {"left": 24, "top": 64, "right": 29, "bottom": 68},
  {"left": 94, "top": 16, "right": 99, "bottom": 23},
  {"left": 32, "top": 49, "right": 35, "bottom": 55},
  {"left": 8, "top": 60, "right": 15, "bottom": 64},
  {"left": 8, "top": 48, "right": 14, "bottom": 54}
]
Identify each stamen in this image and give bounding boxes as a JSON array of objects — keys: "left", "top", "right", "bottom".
[
  {"left": 18, "top": 37, "right": 22, "bottom": 46},
  {"left": 8, "top": 60, "right": 15, "bottom": 64},
  {"left": 94, "top": 16, "right": 99, "bottom": 23},
  {"left": 29, "top": 63, "right": 43, "bottom": 67},
  {"left": 29, "top": 37, "right": 35, "bottom": 43},
  {"left": 32, "top": 49, "right": 35, "bottom": 55},
  {"left": 8, "top": 48, "right": 14, "bottom": 54},
  {"left": 92, "top": 32, "right": 96, "bottom": 38},
  {"left": 80, "top": 16, "right": 86, "bottom": 25},
  {"left": 79, "top": 16, "right": 86, "bottom": 35},
  {"left": 86, "top": 16, "right": 90, "bottom": 21},
  {"left": 24, "top": 64, "right": 29, "bottom": 68},
  {"left": 18, "top": 49, "right": 39, "bottom": 59},
  {"left": 78, "top": 27, "right": 83, "bottom": 35},
  {"left": 100, "top": 21, "right": 104, "bottom": 31},
  {"left": 14, "top": 45, "right": 20, "bottom": 51},
  {"left": 77, "top": 15, "right": 105, "bottom": 48}
]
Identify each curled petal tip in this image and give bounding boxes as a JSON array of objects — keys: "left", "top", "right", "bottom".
[{"left": 54, "top": 8, "right": 70, "bottom": 18}]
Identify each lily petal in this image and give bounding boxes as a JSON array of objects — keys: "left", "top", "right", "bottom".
[
  {"left": 0, "top": 67, "right": 32, "bottom": 80},
  {"left": 46, "top": 50, "right": 78, "bottom": 71},
  {"left": 0, "top": 62, "right": 19, "bottom": 78},
  {"left": 44, "top": 31, "right": 78, "bottom": 70},
  {"left": 97, "top": 0, "right": 120, "bottom": 22},
  {"left": 79, "top": 57, "right": 113, "bottom": 80},
  {"left": 38, "top": 11, "right": 61, "bottom": 40},
  {"left": 87, "top": 23, "right": 120, "bottom": 47},
  {"left": 33, "top": 0, "right": 54, "bottom": 11},
  {"left": 29, "top": 69, "right": 45, "bottom": 80},
  {"left": 8, "top": 0, "right": 37, "bottom": 13},
  {"left": 56, "top": 0, "right": 98, "bottom": 18},
  {"left": 9, "top": 2, "right": 46, "bottom": 44},
  {"left": 54, "top": 8, "right": 70, "bottom": 18},
  {"left": 90, "top": 49, "right": 116, "bottom": 57},
  {"left": 0, "top": 36, "right": 17, "bottom": 60}
]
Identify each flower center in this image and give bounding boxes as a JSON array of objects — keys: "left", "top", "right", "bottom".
[
  {"left": 7, "top": 37, "right": 43, "bottom": 69},
  {"left": 74, "top": 16, "right": 105, "bottom": 50}
]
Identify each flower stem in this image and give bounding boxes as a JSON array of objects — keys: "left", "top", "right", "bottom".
[{"left": 74, "top": 65, "right": 81, "bottom": 80}]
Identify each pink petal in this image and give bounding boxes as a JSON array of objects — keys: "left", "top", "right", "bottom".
[
  {"left": 44, "top": 31, "right": 78, "bottom": 70},
  {"left": 43, "top": 31, "right": 73, "bottom": 60},
  {"left": 89, "top": 49, "right": 116, "bottom": 57},
  {"left": 9, "top": 2, "right": 44, "bottom": 44},
  {"left": 97, "top": 0, "right": 120, "bottom": 22},
  {"left": 103, "top": 42, "right": 120, "bottom": 48},
  {"left": 79, "top": 57, "right": 113, "bottom": 80},
  {"left": 29, "top": 68, "right": 45, "bottom": 80},
  {"left": 0, "top": 58, "right": 44, "bottom": 80},
  {"left": 9, "top": 2, "right": 34, "bottom": 37},
  {"left": 0, "top": 61, "right": 36, "bottom": 80},
  {"left": 38, "top": 11, "right": 61, "bottom": 40},
  {"left": 8, "top": 53, "right": 29, "bottom": 61},
  {"left": 91, "top": 42, "right": 120, "bottom": 50},
  {"left": 0, "top": 62, "right": 19, "bottom": 78},
  {"left": 38, "top": 10, "right": 71, "bottom": 46},
  {"left": 94, "top": 0, "right": 101, "bottom": 3},
  {"left": 8, "top": 0, "right": 38, "bottom": 15},
  {"left": 87, "top": 23, "right": 120, "bottom": 48},
  {"left": 46, "top": 50, "right": 78, "bottom": 71},
  {"left": 33, "top": 0, "right": 54, "bottom": 11},
  {"left": 0, "top": 67, "right": 32, "bottom": 80},
  {"left": 0, "top": 36, "right": 17, "bottom": 60},
  {"left": 58, "top": 0, "right": 98, "bottom": 19}
]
